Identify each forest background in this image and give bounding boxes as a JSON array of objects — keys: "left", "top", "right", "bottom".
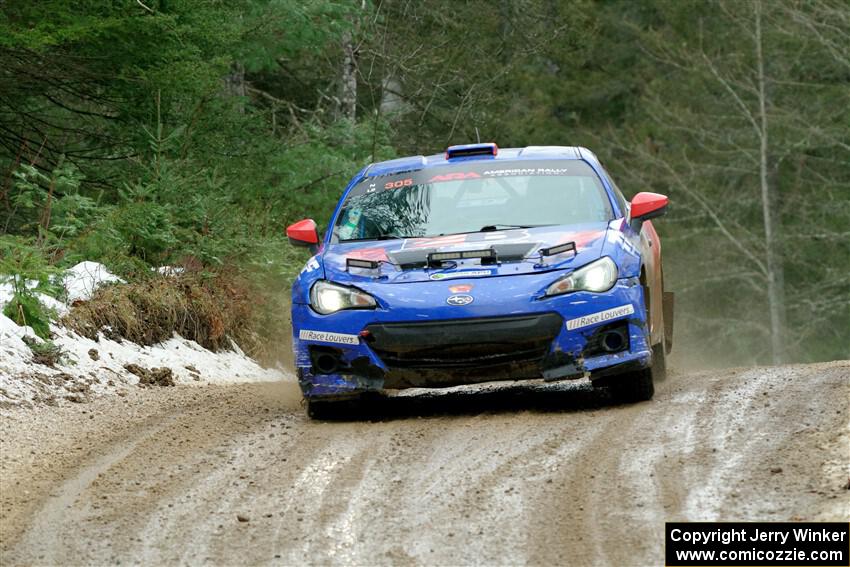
[{"left": 1, "top": 0, "right": 847, "bottom": 367}]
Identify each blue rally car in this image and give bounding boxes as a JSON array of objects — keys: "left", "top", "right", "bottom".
[{"left": 286, "top": 143, "right": 673, "bottom": 418}]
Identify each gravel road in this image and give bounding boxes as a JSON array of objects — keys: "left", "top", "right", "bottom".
[{"left": 1, "top": 361, "right": 848, "bottom": 566}]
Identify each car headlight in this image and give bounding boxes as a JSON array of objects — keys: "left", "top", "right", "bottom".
[
  {"left": 545, "top": 257, "right": 618, "bottom": 296},
  {"left": 310, "top": 280, "right": 377, "bottom": 315}
]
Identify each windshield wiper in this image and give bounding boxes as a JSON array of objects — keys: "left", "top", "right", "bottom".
[
  {"left": 343, "top": 224, "right": 555, "bottom": 242},
  {"left": 479, "top": 223, "right": 554, "bottom": 232}
]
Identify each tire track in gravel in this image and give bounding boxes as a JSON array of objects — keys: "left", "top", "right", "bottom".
[
  {"left": 275, "top": 433, "right": 372, "bottom": 564},
  {"left": 3, "top": 382, "right": 303, "bottom": 565},
  {"left": 2, "top": 362, "right": 848, "bottom": 566},
  {"left": 678, "top": 367, "right": 775, "bottom": 519},
  {"left": 116, "top": 384, "right": 304, "bottom": 565},
  {"left": 12, "top": 417, "right": 173, "bottom": 566},
  {"left": 524, "top": 396, "right": 649, "bottom": 566},
  {"left": 523, "top": 364, "right": 849, "bottom": 567}
]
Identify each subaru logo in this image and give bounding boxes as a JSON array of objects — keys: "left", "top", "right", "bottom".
[{"left": 446, "top": 294, "right": 474, "bottom": 306}]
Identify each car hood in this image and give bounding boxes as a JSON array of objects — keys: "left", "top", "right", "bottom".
[{"left": 322, "top": 223, "right": 611, "bottom": 284}]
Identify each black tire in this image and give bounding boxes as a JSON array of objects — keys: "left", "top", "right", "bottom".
[
  {"left": 306, "top": 400, "right": 332, "bottom": 420},
  {"left": 306, "top": 398, "right": 363, "bottom": 420},
  {"left": 596, "top": 278, "right": 663, "bottom": 402},
  {"left": 306, "top": 399, "right": 345, "bottom": 420},
  {"left": 608, "top": 367, "right": 655, "bottom": 403},
  {"left": 607, "top": 330, "right": 664, "bottom": 402}
]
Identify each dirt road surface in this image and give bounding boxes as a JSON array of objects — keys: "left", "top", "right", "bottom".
[{"left": 1, "top": 361, "right": 848, "bottom": 566}]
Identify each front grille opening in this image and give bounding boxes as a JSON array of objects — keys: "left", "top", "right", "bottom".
[
  {"left": 365, "top": 313, "right": 563, "bottom": 387},
  {"left": 372, "top": 339, "right": 551, "bottom": 369}
]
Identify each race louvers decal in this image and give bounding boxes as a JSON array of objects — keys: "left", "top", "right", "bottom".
[
  {"left": 566, "top": 305, "right": 635, "bottom": 330},
  {"left": 299, "top": 330, "right": 360, "bottom": 345}
]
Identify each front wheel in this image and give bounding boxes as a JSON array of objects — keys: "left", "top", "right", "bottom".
[
  {"left": 607, "top": 367, "right": 655, "bottom": 402},
  {"left": 305, "top": 397, "right": 364, "bottom": 420},
  {"left": 606, "top": 342, "right": 665, "bottom": 402},
  {"left": 306, "top": 400, "right": 332, "bottom": 420}
]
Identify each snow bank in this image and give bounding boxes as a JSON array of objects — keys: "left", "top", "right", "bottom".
[
  {"left": 0, "top": 259, "right": 121, "bottom": 314},
  {"left": 0, "top": 262, "right": 291, "bottom": 407},
  {"left": 62, "top": 261, "right": 124, "bottom": 302},
  {"left": 0, "top": 313, "right": 40, "bottom": 376},
  {"left": 0, "top": 280, "right": 68, "bottom": 316}
]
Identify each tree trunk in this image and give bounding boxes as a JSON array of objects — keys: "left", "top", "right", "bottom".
[
  {"left": 224, "top": 62, "right": 246, "bottom": 113},
  {"left": 339, "top": 28, "right": 357, "bottom": 122},
  {"left": 338, "top": 2, "right": 366, "bottom": 122},
  {"left": 38, "top": 174, "right": 56, "bottom": 243},
  {"left": 754, "top": 0, "right": 784, "bottom": 364}
]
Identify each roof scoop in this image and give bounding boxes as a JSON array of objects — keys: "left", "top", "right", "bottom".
[{"left": 445, "top": 142, "right": 498, "bottom": 159}]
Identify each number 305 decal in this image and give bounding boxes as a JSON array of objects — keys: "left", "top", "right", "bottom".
[{"left": 385, "top": 178, "right": 413, "bottom": 190}]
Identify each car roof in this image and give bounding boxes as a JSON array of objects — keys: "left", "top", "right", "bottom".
[{"left": 363, "top": 145, "right": 599, "bottom": 177}]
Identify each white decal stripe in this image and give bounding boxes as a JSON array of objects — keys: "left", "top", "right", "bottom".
[
  {"left": 565, "top": 304, "right": 635, "bottom": 331},
  {"left": 298, "top": 330, "right": 360, "bottom": 345}
]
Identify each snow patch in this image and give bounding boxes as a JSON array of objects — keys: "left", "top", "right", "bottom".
[
  {"left": 0, "top": 313, "right": 41, "bottom": 380},
  {"left": 62, "top": 261, "right": 124, "bottom": 303},
  {"left": 0, "top": 262, "right": 291, "bottom": 407},
  {"left": 0, "top": 280, "right": 68, "bottom": 316},
  {"left": 155, "top": 265, "right": 184, "bottom": 276}
]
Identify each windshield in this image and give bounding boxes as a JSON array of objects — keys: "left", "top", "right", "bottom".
[{"left": 333, "top": 160, "right": 613, "bottom": 242}]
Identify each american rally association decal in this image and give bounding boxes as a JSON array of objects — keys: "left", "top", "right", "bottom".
[
  {"left": 566, "top": 304, "right": 635, "bottom": 330},
  {"left": 430, "top": 270, "right": 493, "bottom": 281},
  {"left": 298, "top": 330, "right": 360, "bottom": 345}
]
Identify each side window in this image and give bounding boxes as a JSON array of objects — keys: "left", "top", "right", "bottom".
[{"left": 607, "top": 175, "right": 629, "bottom": 218}]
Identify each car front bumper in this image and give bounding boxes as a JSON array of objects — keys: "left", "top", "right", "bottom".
[{"left": 292, "top": 278, "right": 652, "bottom": 399}]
